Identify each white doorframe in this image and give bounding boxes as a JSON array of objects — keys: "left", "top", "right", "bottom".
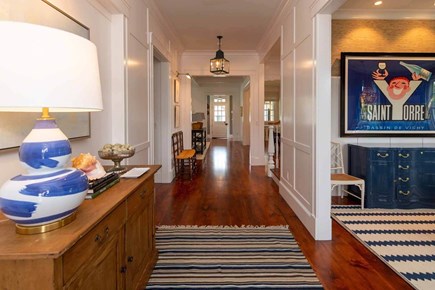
[
  {"left": 152, "top": 46, "right": 172, "bottom": 183},
  {"left": 210, "top": 95, "right": 230, "bottom": 138}
]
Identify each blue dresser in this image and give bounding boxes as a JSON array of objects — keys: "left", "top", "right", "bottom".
[{"left": 348, "top": 144, "right": 435, "bottom": 209}]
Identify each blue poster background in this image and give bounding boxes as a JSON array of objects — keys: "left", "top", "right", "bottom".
[{"left": 345, "top": 56, "right": 435, "bottom": 133}]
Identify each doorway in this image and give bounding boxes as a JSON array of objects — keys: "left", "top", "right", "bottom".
[{"left": 210, "top": 95, "right": 229, "bottom": 138}]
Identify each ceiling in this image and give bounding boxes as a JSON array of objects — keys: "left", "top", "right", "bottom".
[
  {"left": 334, "top": 0, "right": 435, "bottom": 19},
  {"left": 153, "top": 0, "right": 435, "bottom": 87},
  {"left": 153, "top": 0, "right": 285, "bottom": 52},
  {"left": 154, "top": 0, "right": 435, "bottom": 53}
]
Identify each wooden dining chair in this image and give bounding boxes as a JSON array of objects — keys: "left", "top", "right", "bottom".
[
  {"left": 172, "top": 131, "right": 196, "bottom": 180},
  {"left": 331, "top": 142, "right": 365, "bottom": 208}
]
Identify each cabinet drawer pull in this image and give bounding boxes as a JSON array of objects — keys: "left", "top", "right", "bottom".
[
  {"left": 94, "top": 234, "right": 102, "bottom": 243},
  {"left": 398, "top": 165, "right": 409, "bottom": 170},
  {"left": 398, "top": 153, "right": 410, "bottom": 158},
  {"left": 376, "top": 153, "right": 389, "bottom": 158},
  {"left": 120, "top": 266, "right": 127, "bottom": 273},
  {"left": 127, "top": 256, "right": 134, "bottom": 263},
  {"left": 398, "top": 177, "right": 409, "bottom": 182},
  {"left": 399, "top": 190, "right": 410, "bottom": 196},
  {"left": 95, "top": 227, "right": 110, "bottom": 243}
]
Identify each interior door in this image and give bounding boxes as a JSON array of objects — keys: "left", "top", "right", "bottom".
[{"left": 211, "top": 96, "right": 229, "bottom": 138}]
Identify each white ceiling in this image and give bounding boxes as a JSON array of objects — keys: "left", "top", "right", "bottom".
[
  {"left": 153, "top": 0, "right": 285, "bottom": 52},
  {"left": 153, "top": 0, "right": 435, "bottom": 86},
  {"left": 154, "top": 0, "right": 435, "bottom": 53}
]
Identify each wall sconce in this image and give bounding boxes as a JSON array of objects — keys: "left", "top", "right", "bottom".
[{"left": 0, "top": 21, "right": 103, "bottom": 234}]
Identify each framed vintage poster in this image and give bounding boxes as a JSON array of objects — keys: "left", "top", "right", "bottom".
[
  {"left": 0, "top": 0, "right": 91, "bottom": 150},
  {"left": 340, "top": 52, "right": 435, "bottom": 137}
]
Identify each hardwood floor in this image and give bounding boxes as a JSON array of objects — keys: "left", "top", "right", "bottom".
[{"left": 155, "top": 139, "right": 412, "bottom": 290}]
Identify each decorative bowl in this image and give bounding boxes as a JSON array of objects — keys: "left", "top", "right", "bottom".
[{"left": 98, "top": 145, "right": 135, "bottom": 173}]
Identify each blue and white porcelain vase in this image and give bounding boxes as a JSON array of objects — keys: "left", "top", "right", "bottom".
[{"left": 0, "top": 119, "right": 88, "bottom": 229}]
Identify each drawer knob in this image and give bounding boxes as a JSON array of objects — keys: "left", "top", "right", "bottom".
[
  {"left": 398, "top": 153, "right": 410, "bottom": 158},
  {"left": 127, "top": 256, "right": 134, "bottom": 263},
  {"left": 398, "top": 165, "right": 409, "bottom": 170},
  {"left": 398, "top": 177, "right": 409, "bottom": 182},
  {"left": 95, "top": 227, "right": 110, "bottom": 243},
  {"left": 399, "top": 190, "right": 410, "bottom": 196},
  {"left": 94, "top": 234, "right": 102, "bottom": 243},
  {"left": 120, "top": 266, "right": 127, "bottom": 273},
  {"left": 377, "top": 153, "right": 389, "bottom": 158},
  {"left": 105, "top": 226, "right": 110, "bottom": 236}
]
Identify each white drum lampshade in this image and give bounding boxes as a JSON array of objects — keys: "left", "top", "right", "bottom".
[{"left": 0, "top": 21, "right": 103, "bottom": 234}]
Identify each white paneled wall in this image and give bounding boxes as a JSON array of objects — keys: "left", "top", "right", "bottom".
[
  {"left": 260, "top": 0, "right": 335, "bottom": 239},
  {"left": 127, "top": 34, "right": 150, "bottom": 165},
  {"left": 281, "top": 50, "right": 294, "bottom": 190}
]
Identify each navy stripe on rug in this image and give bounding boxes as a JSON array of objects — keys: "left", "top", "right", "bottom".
[
  {"left": 331, "top": 208, "right": 435, "bottom": 290},
  {"left": 146, "top": 226, "right": 324, "bottom": 289}
]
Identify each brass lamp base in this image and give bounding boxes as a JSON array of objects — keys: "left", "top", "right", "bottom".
[{"left": 16, "top": 212, "right": 77, "bottom": 235}]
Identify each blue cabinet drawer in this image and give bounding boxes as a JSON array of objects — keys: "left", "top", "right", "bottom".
[
  {"left": 415, "top": 149, "right": 435, "bottom": 162},
  {"left": 396, "top": 149, "right": 418, "bottom": 161},
  {"left": 369, "top": 149, "right": 394, "bottom": 161}
]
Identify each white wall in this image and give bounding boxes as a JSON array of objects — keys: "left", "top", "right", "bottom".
[
  {"left": 265, "top": 60, "right": 280, "bottom": 81},
  {"left": 257, "top": 0, "right": 339, "bottom": 240}
]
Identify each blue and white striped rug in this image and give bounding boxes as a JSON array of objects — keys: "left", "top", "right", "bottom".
[
  {"left": 331, "top": 207, "right": 435, "bottom": 290},
  {"left": 146, "top": 225, "right": 323, "bottom": 289}
]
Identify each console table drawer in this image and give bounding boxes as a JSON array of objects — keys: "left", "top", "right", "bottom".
[
  {"left": 127, "top": 178, "right": 153, "bottom": 219},
  {"left": 63, "top": 202, "right": 126, "bottom": 283},
  {"left": 369, "top": 149, "right": 394, "bottom": 161}
]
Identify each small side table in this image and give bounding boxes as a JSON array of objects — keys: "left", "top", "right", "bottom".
[{"left": 192, "top": 128, "right": 206, "bottom": 154}]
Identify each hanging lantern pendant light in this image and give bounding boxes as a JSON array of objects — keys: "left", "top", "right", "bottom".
[{"left": 210, "top": 35, "right": 230, "bottom": 75}]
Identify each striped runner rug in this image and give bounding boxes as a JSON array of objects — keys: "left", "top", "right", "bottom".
[
  {"left": 331, "top": 207, "right": 435, "bottom": 290},
  {"left": 146, "top": 225, "right": 323, "bottom": 289}
]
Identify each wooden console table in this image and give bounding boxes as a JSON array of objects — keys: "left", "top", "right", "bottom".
[{"left": 0, "top": 165, "right": 161, "bottom": 290}]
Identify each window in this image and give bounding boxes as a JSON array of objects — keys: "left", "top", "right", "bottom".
[
  {"left": 214, "top": 105, "right": 226, "bottom": 122},
  {"left": 264, "top": 101, "right": 275, "bottom": 121},
  {"left": 215, "top": 98, "right": 226, "bottom": 103}
]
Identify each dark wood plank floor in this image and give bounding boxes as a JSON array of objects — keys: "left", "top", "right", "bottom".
[{"left": 155, "top": 139, "right": 412, "bottom": 290}]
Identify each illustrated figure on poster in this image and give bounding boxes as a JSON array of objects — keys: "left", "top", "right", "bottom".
[{"left": 371, "top": 62, "right": 432, "bottom": 120}]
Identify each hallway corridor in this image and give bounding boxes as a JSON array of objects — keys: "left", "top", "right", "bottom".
[{"left": 155, "top": 139, "right": 412, "bottom": 290}]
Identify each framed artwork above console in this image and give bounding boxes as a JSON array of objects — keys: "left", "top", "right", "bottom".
[{"left": 340, "top": 52, "right": 435, "bottom": 137}]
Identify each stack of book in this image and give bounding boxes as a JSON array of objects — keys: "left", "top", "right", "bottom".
[{"left": 86, "top": 172, "right": 120, "bottom": 199}]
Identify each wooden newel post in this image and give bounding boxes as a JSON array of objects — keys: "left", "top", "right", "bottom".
[{"left": 267, "top": 125, "right": 275, "bottom": 177}]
